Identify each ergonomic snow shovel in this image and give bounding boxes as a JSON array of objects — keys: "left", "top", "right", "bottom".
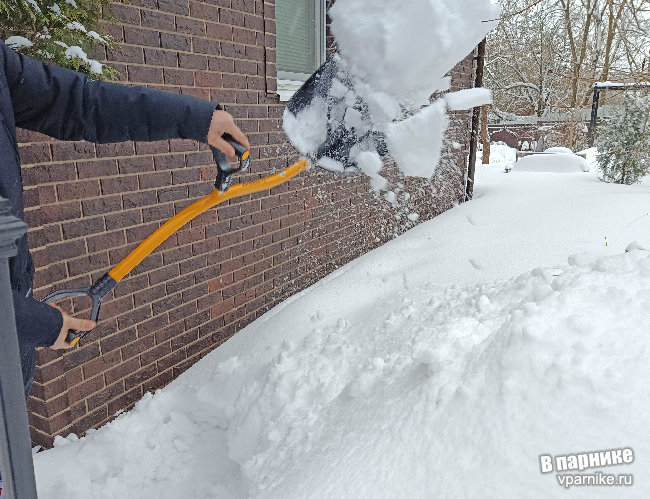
[
  {"left": 42, "top": 135, "right": 308, "bottom": 345},
  {"left": 42, "top": 58, "right": 383, "bottom": 346},
  {"left": 284, "top": 57, "right": 387, "bottom": 170}
]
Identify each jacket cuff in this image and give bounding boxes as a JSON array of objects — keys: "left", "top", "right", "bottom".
[{"left": 12, "top": 291, "right": 63, "bottom": 350}]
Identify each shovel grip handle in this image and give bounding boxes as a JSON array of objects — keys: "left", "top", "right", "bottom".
[{"left": 66, "top": 330, "right": 82, "bottom": 346}]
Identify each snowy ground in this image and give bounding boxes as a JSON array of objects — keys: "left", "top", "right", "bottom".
[{"left": 34, "top": 159, "right": 650, "bottom": 498}]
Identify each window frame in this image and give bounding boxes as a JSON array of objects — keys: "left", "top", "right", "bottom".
[{"left": 276, "top": 0, "right": 327, "bottom": 102}]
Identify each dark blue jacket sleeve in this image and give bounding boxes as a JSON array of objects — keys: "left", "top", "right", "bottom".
[
  {"left": 12, "top": 290, "right": 62, "bottom": 349},
  {"left": 4, "top": 42, "right": 218, "bottom": 144}
]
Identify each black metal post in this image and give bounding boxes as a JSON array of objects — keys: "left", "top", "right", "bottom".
[
  {"left": 588, "top": 86, "right": 601, "bottom": 147},
  {"left": 0, "top": 197, "right": 38, "bottom": 499},
  {"left": 466, "top": 38, "right": 486, "bottom": 202}
]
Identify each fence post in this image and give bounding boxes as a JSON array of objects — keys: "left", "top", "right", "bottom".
[
  {"left": 466, "top": 37, "right": 486, "bottom": 201},
  {"left": 588, "top": 86, "right": 601, "bottom": 147},
  {"left": 0, "top": 196, "right": 38, "bottom": 499}
]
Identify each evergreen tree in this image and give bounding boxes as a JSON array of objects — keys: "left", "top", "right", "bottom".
[
  {"left": 0, "top": 0, "right": 120, "bottom": 79},
  {"left": 597, "top": 92, "right": 650, "bottom": 185}
]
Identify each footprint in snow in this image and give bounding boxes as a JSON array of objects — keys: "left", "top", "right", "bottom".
[{"left": 469, "top": 258, "right": 484, "bottom": 270}]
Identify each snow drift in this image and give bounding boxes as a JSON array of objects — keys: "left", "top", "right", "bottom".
[
  {"left": 34, "top": 248, "right": 650, "bottom": 498},
  {"left": 514, "top": 153, "right": 590, "bottom": 173}
]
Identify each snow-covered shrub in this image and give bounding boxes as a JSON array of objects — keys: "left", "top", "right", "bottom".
[
  {"left": 597, "top": 92, "right": 650, "bottom": 184},
  {"left": 0, "top": 0, "right": 120, "bottom": 79}
]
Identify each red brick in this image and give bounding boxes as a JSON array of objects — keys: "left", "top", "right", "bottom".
[
  {"left": 108, "top": 387, "right": 143, "bottom": 415},
  {"left": 206, "top": 21, "right": 233, "bottom": 40},
  {"left": 221, "top": 42, "right": 246, "bottom": 59},
  {"left": 135, "top": 140, "right": 169, "bottom": 155},
  {"left": 193, "top": 37, "right": 220, "bottom": 55},
  {"left": 128, "top": 65, "right": 163, "bottom": 84},
  {"left": 68, "top": 252, "right": 110, "bottom": 277},
  {"left": 158, "top": 0, "right": 189, "bottom": 15},
  {"left": 142, "top": 369, "right": 173, "bottom": 393},
  {"left": 220, "top": 8, "right": 244, "bottom": 26},
  {"left": 164, "top": 68, "right": 195, "bottom": 86},
  {"left": 233, "top": 27, "right": 255, "bottom": 44},
  {"left": 19, "top": 143, "right": 51, "bottom": 165},
  {"left": 57, "top": 180, "right": 99, "bottom": 201},
  {"left": 40, "top": 202, "right": 81, "bottom": 224},
  {"left": 137, "top": 313, "right": 170, "bottom": 337},
  {"left": 141, "top": 342, "right": 171, "bottom": 366},
  {"left": 144, "top": 48, "right": 179, "bottom": 67},
  {"left": 100, "top": 327, "right": 137, "bottom": 354},
  {"left": 232, "top": 0, "right": 254, "bottom": 13},
  {"left": 112, "top": 3, "right": 141, "bottom": 25},
  {"left": 77, "top": 159, "right": 119, "bottom": 179},
  {"left": 178, "top": 52, "right": 207, "bottom": 69},
  {"left": 33, "top": 358, "right": 65, "bottom": 385},
  {"left": 68, "top": 375, "right": 104, "bottom": 405},
  {"left": 106, "top": 45, "right": 144, "bottom": 64},
  {"left": 176, "top": 16, "right": 205, "bottom": 36},
  {"left": 122, "top": 335, "right": 156, "bottom": 361},
  {"left": 124, "top": 27, "right": 161, "bottom": 47},
  {"left": 96, "top": 142, "right": 135, "bottom": 158},
  {"left": 141, "top": 10, "right": 175, "bottom": 30},
  {"left": 105, "top": 209, "right": 142, "bottom": 230},
  {"left": 101, "top": 175, "right": 139, "bottom": 195},
  {"left": 195, "top": 71, "right": 222, "bottom": 87},
  {"left": 189, "top": 1, "right": 220, "bottom": 21},
  {"left": 139, "top": 171, "right": 172, "bottom": 189},
  {"left": 87, "top": 382, "right": 125, "bottom": 412},
  {"left": 157, "top": 349, "right": 187, "bottom": 372},
  {"left": 82, "top": 350, "right": 122, "bottom": 379},
  {"left": 169, "top": 138, "right": 198, "bottom": 152},
  {"left": 161, "top": 32, "right": 191, "bottom": 51},
  {"left": 51, "top": 142, "right": 95, "bottom": 162},
  {"left": 246, "top": 44, "right": 264, "bottom": 62}
]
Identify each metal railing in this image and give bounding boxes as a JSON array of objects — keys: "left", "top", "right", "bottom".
[{"left": 0, "top": 196, "right": 38, "bottom": 499}]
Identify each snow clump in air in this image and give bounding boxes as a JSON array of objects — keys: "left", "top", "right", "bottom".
[
  {"left": 329, "top": 0, "right": 498, "bottom": 105},
  {"left": 282, "top": 97, "right": 328, "bottom": 155},
  {"left": 444, "top": 87, "right": 493, "bottom": 111},
  {"left": 282, "top": 0, "right": 499, "bottom": 182},
  {"left": 336, "top": 0, "right": 499, "bottom": 178},
  {"left": 385, "top": 99, "right": 448, "bottom": 178}
]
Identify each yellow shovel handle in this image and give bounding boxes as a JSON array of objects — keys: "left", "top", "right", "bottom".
[{"left": 109, "top": 159, "right": 309, "bottom": 282}]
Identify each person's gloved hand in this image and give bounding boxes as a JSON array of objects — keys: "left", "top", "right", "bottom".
[
  {"left": 208, "top": 110, "right": 250, "bottom": 157},
  {"left": 48, "top": 303, "right": 96, "bottom": 350}
]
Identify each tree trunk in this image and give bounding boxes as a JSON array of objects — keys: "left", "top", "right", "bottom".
[{"left": 481, "top": 105, "right": 490, "bottom": 165}]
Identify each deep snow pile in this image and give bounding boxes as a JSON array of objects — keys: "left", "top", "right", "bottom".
[
  {"left": 514, "top": 153, "right": 590, "bottom": 173},
  {"left": 479, "top": 142, "right": 517, "bottom": 165},
  {"left": 34, "top": 252, "right": 650, "bottom": 498},
  {"left": 283, "top": 0, "right": 497, "bottom": 180},
  {"left": 33, "top": 167, "right": 650, "bottom": 498}
]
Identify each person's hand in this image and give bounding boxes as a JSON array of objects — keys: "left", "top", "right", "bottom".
[
  {"left": 48, "top": 303, "right": 96, "bottom": 350},
  {"left": 207, "top": 109, "right": 250, "bottom": 157}
]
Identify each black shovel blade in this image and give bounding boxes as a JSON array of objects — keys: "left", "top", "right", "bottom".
[{"left": 284, "top": 57, "right": 387, "bottom": 172}]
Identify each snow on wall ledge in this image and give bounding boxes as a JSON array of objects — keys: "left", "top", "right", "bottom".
[{"left": 34, "top": 250, "right": 650, "bottom": 499}]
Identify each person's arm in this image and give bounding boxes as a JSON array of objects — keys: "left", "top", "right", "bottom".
[
  {"left": 3, "top": 40, "right": 216, "bottom": 146},
  {"left": 12, "top": 292, "right": 94, "bottom": 351},
  {"left": 12, "top": 291, "right": 62, "bottom": 350}
]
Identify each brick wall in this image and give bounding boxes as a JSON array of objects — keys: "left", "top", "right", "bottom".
[{"left": 19, "top": 0, "right": 476, "bottom": 448}]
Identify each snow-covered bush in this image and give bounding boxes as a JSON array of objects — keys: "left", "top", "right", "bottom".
[
  {"left": 0, "top": 0, "right": 120, "bottom": 79},
  {"left": 597, "top": 92, "right": 650, "bottom": 185}
]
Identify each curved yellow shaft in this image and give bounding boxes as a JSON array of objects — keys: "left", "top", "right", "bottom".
[{"left": 109, "top": 159, "right": 309, "bottom": 282}]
